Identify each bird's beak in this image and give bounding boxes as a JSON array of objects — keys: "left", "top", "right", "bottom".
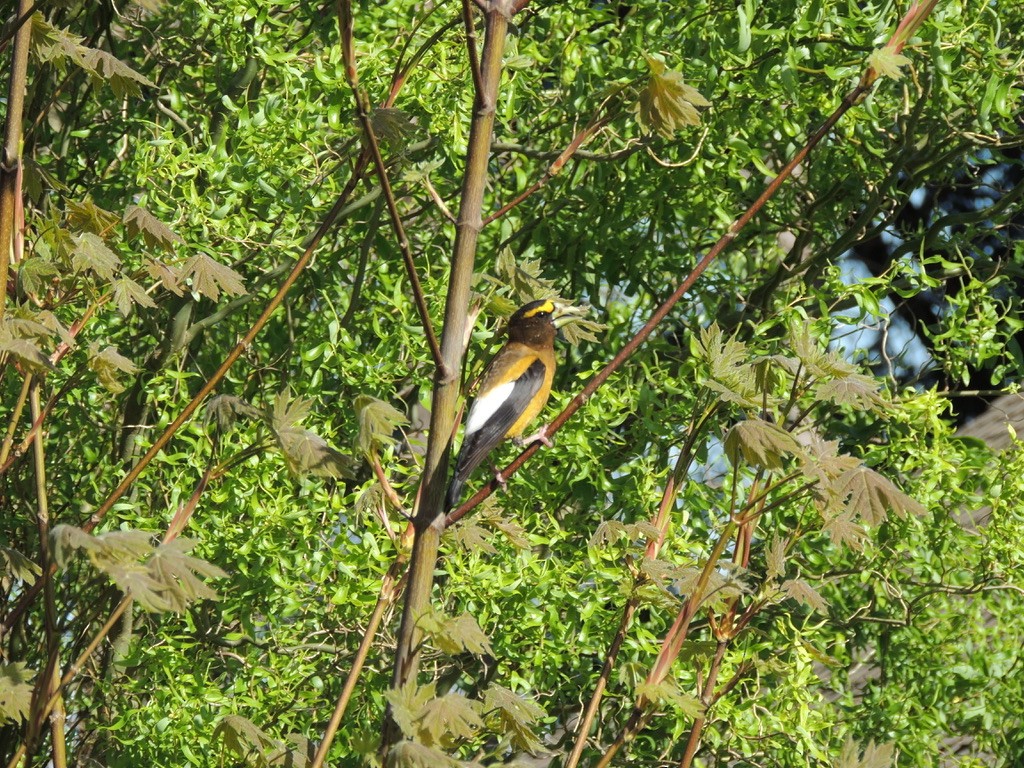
[{"left": 551, "top": 302, "right": 588, "bottom": 329}]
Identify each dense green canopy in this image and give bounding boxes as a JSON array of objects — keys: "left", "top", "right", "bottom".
[{"left": 1, "top": 0, "right": 1022, "bottom": 765}]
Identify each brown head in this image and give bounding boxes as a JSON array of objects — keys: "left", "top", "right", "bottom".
[{"left": 507, "top": 299, "right": 559, "bottom": 347}]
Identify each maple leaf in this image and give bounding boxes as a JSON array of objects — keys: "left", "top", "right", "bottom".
[
  {"left": 385, "top": 681, "right": 435, "bottom": 740},
  {"left": 72, "top": 232, "right": 120, "bottom": 281},
  {"left": 145, "top": 259, "right": 185, "bottom": 296},
  {"left": 388, "top": 740, "right": 461, "bottom": 768},
  {"left": 418, "top": 608, "right": 494, "bottom": 657},
  {"left": 65, "top": 198, "right": 120, "bottom": 236},
  {"left": 781, "top": 578, "right": 828, "bottom": 613},
  {"left": 1, "top": 546, "right": 42, "bottom": 590},
  {"left": 213, "top": 714, "right": 277, "bottom": 762},
  {"left": 696, "top": 323, "right": 758, "bottom": 407},
  {"left": 635, "top": 53, "right": 710, "bottom": 139},
  {"left": 267, "top": 391, "right": 355, "bottom": 479},
  {"left": 0, "top": 662, "right": 35, "bottom": 724},
  {"left": 635, "top": 680, "right": 706, "bottom": 718},
  {"left": 483, "top": 685, "right": 545, "bottom": 753},
  {"left": 724, "top": 419, "right": 804, "bottom": 471},
  {"left": 822, "top": 509, "right": 867, "bottom": 550},
  {"left": 204, "top": 394, "right": 260, "bottom": 433},
  {"left": 867, "top": 48, "right": 913, "bottom": 80},
  {"left": 832, "top": 466, "right": 927, "bottom": 525},
  {"left": 355, "top": 394, "right": 408, "bottom": 460},
  {"left": 112, "top": 276, "right": 157, "bottom": 316},
  {"left": 419, "top": 694, "right": 483, "bottom": 745},
  {"left": 87, "top": 343, "right": 139, "bottom": 394},
  {"left": 836, "top": 736, "right": 896, "bottom": 768},
  {"left": 184, "top": 253, "right": 247, "bottom": 301},
  {"left": 369, "top": 107, "right": 417, "bottom": 146},
  {"left": 814, "top": 376, "right": 884, "bottom": 411},
  {"left": 448, "top": 517, "right": 497, "bottom": 554},
  {"left": 52, "top": 526, "right": 225, "bottom": 614},
  {"left": 17, "top": 256, "right": 60, "bottom": 296},
  {"left": 124, "top": 205, "right": 182, "bottom": 251},
  {"left": 765, "top": 535, "right": 788, "bottom": 581}
]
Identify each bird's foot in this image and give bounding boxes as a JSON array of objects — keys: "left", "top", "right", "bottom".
[
  {"left": 517, "top": 424, "right": 554, "bottom": 448},
  {"left": 492, "top": 469, "right": 508, "bottom": 491}
]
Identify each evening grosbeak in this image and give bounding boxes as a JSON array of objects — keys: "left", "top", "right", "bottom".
[{"left": 444, "top": 299, "right": 578, "bottom": 511}]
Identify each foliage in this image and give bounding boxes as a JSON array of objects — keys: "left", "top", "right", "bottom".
[{"left": 1, "top": 0, "right": 1022, "bottom": 766}]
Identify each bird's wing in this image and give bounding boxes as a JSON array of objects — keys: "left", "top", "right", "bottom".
[{"left": 453, "top": 355, "right": 546, "bottom": 482}]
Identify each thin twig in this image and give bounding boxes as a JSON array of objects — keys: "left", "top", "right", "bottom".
[
  {"left": 309, "top": 558, "right": 405, "bottom": 768},
  {"left": 461, "top": 0, "right": 484, "bottom": 98},
  {"left": 1, "top": 145, "right": 374, "bottom": 638},
  {"left": 445, "top": 79, "right": 873, "bottom": 528},
  {"left": 339, "top": 0, "right": 443, "bottom": 368},
  {"left": 483, "top": 114, "right": 614, "bottom": 225}
]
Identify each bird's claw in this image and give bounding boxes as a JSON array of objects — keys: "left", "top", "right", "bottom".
[
  {"left": 519, "top": 424, "right": 554, "bottom": 448},
  {"left": 493, "top": 470, "right": 508, "bottom": 491}
]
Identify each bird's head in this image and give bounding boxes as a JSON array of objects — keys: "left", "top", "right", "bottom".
[{"left": 507, "top": 299, "right": 585, "bottom": 345}]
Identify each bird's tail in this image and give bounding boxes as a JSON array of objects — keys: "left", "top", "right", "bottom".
[{"left": 444, "top": 474, "right": 465, "bottom": 513}]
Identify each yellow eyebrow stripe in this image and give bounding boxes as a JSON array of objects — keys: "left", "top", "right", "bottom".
[{"left": 520, "top": 300, "right": 555, "bottom": 318}]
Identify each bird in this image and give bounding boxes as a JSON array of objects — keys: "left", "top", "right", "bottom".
[{"left": 444, "top": 299, "right": 577, "bottom": 511}]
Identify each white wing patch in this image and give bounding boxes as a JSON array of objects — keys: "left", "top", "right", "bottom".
[{"left": 465, "top": 381, "right": 516, "bottom": 436}]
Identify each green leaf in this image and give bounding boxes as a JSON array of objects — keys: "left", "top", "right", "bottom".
[
  {"left": 87, "top": 343, "right": 139, "bottom": 394},
  {"left": 483, "top": 685, "right": 545, "bottom": 753},
  {"left": 781, "top": 578, "right": 828, "bottom": 613},
  {"left": 184, "top": 253, "right": 247, "bottom": 301},
  {"left": 867, "top": 49, "right": 912, "bottom": 80},
  {"left": 634, "top": 53, "right": 710, "bottom": 139},
  {"left": 355, "top": 394, "right": 408, "bottom": 460},
  {"left": 72, "top": 232, "right": 120, "bottom": 281},
  {"left": 389, "top": 740, "right": 461, "bottom": 768},
  {"left": 65, "top": 198, "right": 120, "bottom": 236},
  {"left": 635, "top": 680, "right": 706, "bottom": 718},
  {"left": 112, "top": 276, "right": 157, "bottom": 316},
  {"left": 385, "top": 680, "right": 435, "bottom": 741},
  {"left": 418, "top": 608, "right": 494, "bottom": 657},
  {"left": 1, "top": 546, "right": 42, "bottom": 588},
  {"left": 724, "top": 419, "right": 804, "bottom": 470},
  {"left": 836, "top": 736, "right": 896, "bottom": 768},
  {"left": 832, "top": 466, "right": 927, "bottom": 526},
  {"left": 0, "top": 662, "right": 35, "bottom": 724},
  {"left": 17, "top": 256, "right": 60, "bottom": 296},
  {"left": 124, "top": 205, "right": 182, "bottom": 251}
]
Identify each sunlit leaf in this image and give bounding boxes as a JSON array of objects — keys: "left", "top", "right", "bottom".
[
  {"left": 634, "top": 53, "right": 710, "bottom": 138},
  {"left": 72, "top": 232, "right": 120, "bottom": 281},
  {"left": 124, "top": 205, "right": 182, "bottom": 251},
  {"left": 0, "top": 663, "right": 35, "bottom": 724},
  {"left": 112, "top": 276, "right": 157, "bottom": 316},
  {"left": 184, "top": 253, "right": 247, "bottom": 301},
  {"left": 419, "top": 694, "right": 483, "bottom": 744},
  {"left": 836, "top": 736, "right": 896, "bottom": 768},
  {"left": 867, "top": 48, "right": 912, "bottom": 80},
  {"left": 832, "top": 466, "right": 928, "bottom": 525},
  {"left": 781, "top": 578, "right": 828, "bottom": 613},
  {"left": 145, "top": 259, "right": 186, "bottom": 296},
  {"left": 1, "top": 546, "right": 42, "bottom": 589},
  {"left": 724, "top": 419, "right": 804, "bottom": 470},
  {"left": 483, "top": 685, "right": 545, "bottom": 753},
  {"left": 87, "top": 343, "right": 139, "bottom": 394},
  {"left": 355, "top": 394, "right": 408, "bottom": 460}
]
